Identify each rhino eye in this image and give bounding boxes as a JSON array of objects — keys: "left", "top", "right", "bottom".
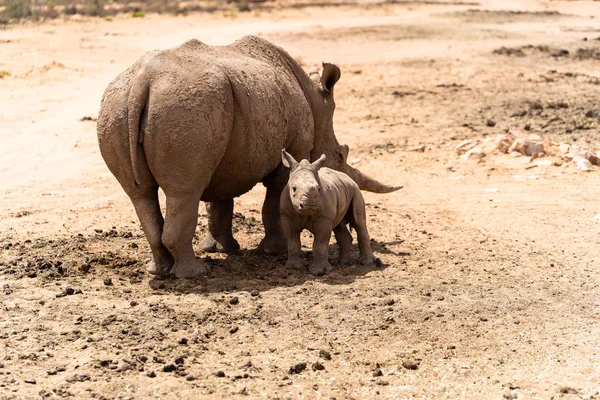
[{"left": 292, "top": 186, "right": 297, "bottom": 192}]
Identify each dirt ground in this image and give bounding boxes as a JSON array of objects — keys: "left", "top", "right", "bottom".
[{"left": 2, "top": 0, "right": 600, "bottom": 398}]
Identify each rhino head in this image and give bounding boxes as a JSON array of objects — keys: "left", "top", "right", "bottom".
[
  {"left": 281, "top": 150, "right": 326, "bottom": 216},
  {"left": 305, "top": 63, "right": 402, "bottom": 194}
]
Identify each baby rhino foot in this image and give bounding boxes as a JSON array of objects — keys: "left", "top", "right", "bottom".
[
  {"left": 336, "top": 257, "right": 351, "bottom": 266},
  {"left": 309, "top": 262, "right": 333, "bottom": 276},
  {"left": 146, "top": 257, "right": 174, "bottom": 276}
]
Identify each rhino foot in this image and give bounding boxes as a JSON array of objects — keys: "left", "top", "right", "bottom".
[
  {"left": 286, "top": 257, "right": 306, "bottom": 269},
  {"left": 173, "top": 258, "right": 210, "bottom": 279},
  {"left": 146, "top": 257, "right": 174, "bottom": 276},
  {"left": 359, "top": 256, "right": 381, "bottom": 267},
  {"left": 200, "top": 235, "right": 240, "bottom": 254},
  {"left": 259, "top": 235, "right": 287, "bottom": 255},
  {"left": 310, "top": 261, "right": 333, "bottom": 276}
]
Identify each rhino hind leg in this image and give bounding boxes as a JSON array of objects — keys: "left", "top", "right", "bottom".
[
  {"left": 131, "top": 192, "right": 174, "bottom": 275},
  {"left": 349, "top": 194, "right": 379, "bottom": 266},
  {"left": 200, "top": 200, "right": 240, "bottom": 253},
  {"left": 258, "top": 166, "right": 289, "bottom": 255},
  {"left": 162, "top": 193, "right": 210, "bottom": 279},
  {"left": 333, "top": 221, "right": 353, "bottom": 266}
]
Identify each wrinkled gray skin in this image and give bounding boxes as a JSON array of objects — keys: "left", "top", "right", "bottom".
[
  {"left": 280, "top": 150, "right": 387, "bottom": 275},
  {"left": 97, "top": 35, "right": 401, "bottom": 279}
]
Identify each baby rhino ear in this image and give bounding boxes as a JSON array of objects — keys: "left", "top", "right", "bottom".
[
  {"left": 281, "top": 149, "right": 299, "bottom": 170},
  {"left": 312, "top": 154, "right": 326, "bottom": 170}
]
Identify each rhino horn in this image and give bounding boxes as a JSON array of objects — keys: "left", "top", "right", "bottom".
[{"left": 346, "top": 165, "right": 403, "bottom": 194}]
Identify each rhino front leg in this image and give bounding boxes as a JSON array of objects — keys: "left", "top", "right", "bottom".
[
  {"left": 200, "top": 200, "right": 240, "bottom": 253},
  {"left": 310, "top": 220, "right": 334, "bottom": 276},
  {"left": 333, "top": 222, "right": 352, "bottom": 266},
  {"left": 281, "top": 215, "right": 305, "bottom": 269},
  {"left": 162, "top": 194, "right": 210, "bottom": 279},
  {"left": 258, "top": 166, "right": 288, "bottom": 255}
]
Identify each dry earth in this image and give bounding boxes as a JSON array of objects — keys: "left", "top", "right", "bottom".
[{"left": 2, "top": 0, "right": 600, "bottom": 399}]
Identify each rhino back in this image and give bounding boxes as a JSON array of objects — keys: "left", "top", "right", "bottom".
[{"left": 318, "top": 168, "right": 358, "bottom": 226}]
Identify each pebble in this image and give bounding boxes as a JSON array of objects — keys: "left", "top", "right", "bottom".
[
  {"left": 216, "top": 371, "right": 226, "bottom": 377},
  {"left": 229, "top": 327, "right": 239, "bottom": 334},
  {"left": 179, "top": 338, "right": 188, "bottom": 345},
  {"left": 24, "top": 378, "right": 36, "bottom": 384},
  {"left": 163, "top": 364, "right": 176, "bottom": 373},
  {"left": 402, "top": 360, "right": 419, "bottom": 370},
  {"left": 385, "top": 299, "right": 395, "bottom": 306},
  {"left": 251, "top": 290, "right": 259, "bottom": 297},
  {"left": 312, "top": 362, "right": 325, "bottom": 371},
  {"left": 289, "top": 362, "right": 307, "bottom": 374},
  {"left": 103, "top": 278, "right": 113, "bottom": 286},
  {"left": 486, "top": 119, "right": 496, "bottom": 127},
  {"left": 174, "top": 357, "right": 184, "bottom": 365},
  {"left": 130, "top": 301, "right": 138, "bottom": 307},
  {"left": 185, "top": 374, "right": 195, "bottom": 381},
  {"left": 65, "top": 287, "right": 75, "bottom": 296},
  {"left": 373, "top": 368, "right": 383, "bottom": 377},
  {"left": 229, "top": 296, "right": 239, "bottom": 305},
  {"left": 146, "top": 371, "right": 156, "bottom": 378},
  {"left": 319, "top": 350, "right": 332, "bottom": 360}
]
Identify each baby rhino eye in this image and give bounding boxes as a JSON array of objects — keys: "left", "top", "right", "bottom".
[{"left": 292, "top": 186, "right": 297, "bottom": 192}]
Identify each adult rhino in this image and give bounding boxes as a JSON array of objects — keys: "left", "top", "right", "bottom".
[{"left": 97, "top": 35, "right": 401, "bottom": 279}]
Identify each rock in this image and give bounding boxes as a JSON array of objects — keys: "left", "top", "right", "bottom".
[
  {"left": 24, "top": 378, "right": 36, "bottom": 384},
  {"left": 408, "top": 144, "right": 426, "bottom": 152},
  {"left": 103, "top": 278, "right": 113, "bottom": 286},
  {"left": 174, "top": 357, "right": 184, "bottom": 365},
  {"left": 559, "top": 386, "right": 578, "bottom": 394},
  {"left": 575, "top": 157, "right": 593, "bottom": 171},
  {"left": 455, "top": 139, "right": 478, "bottom": 155},
  {"left": 461, "top": 147, "right": 486, "bottom": 160},
  {"left": 216, "top": 370, "right": 226, "bottom": 377},
  {"left": 495, "top": 133, "right": 516, "bottom": 153},
  {"left": 508, "top": 138, "right": 545, "bottom": 157},
  {"left": 178, "top": 338, "right": 188, "bottom": 345},
  {"left": 163, "top": 364, "right": 176, "bottom": 373},
  {"left": 65, "top": 287, "right": 75, "bottom": 296},
  {"left": 250, "top": 289, "right": 259, "bottom": 297},
  {"left": 402, "top": 360, "right": 419, "bottom": 370},
  {"left": 509, "top": 151, "right": 523, "bottom": 157},
  {"left": 577, "top": 149, "right": 600, "bottom": 165},
  {"left": 288, "top": 362, "right": 307, "bottom": 374},
  {"left": 229, "top": 296, "right": 239, "bottom": 305},
  {"left": 229, "top": 326, "right": 239, "bottom": 334},
  {"left": 146, "top": 371, "right": 156, "bottom": 378},
  {"left": 373, "top": 368, "right": 383, "bottom": 377},
  {"left": 185, "top": 374, "right": 196, "bottom": 381},
  {"left": 319, "top": 350, "right": 332, "bottom": 360},
  {"left": 312, "top": 362, "right": 325, "bottom": 371},
  {"left": 130, "top": 301, "right": 138, "bottom": 307},
  {"left": 486, "top": 119, "right": 496, "bottom": 127},
  {"left": 385, "top": 299, "right": 395, "bottom": 306},
  {"left": 559, "top": 142, "right": 571, "bottom": 154}
]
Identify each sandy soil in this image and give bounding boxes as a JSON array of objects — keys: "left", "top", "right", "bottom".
[{"left": 2, "top": 0, "right": 600, "bottom": 398}]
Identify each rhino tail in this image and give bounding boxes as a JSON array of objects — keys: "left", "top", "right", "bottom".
[{"left": 127, "top": 73, "right": 150, "bottom": 186}]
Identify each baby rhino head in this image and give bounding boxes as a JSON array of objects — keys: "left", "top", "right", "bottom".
[{"left": 282, "top": 150, "right": 327, "bottom": 216}]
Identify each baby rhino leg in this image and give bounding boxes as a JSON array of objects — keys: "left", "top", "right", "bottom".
[
  {"left": 333, "top": 221, "right": 352, "bottom": 266},
  {"left": 310, "top": 219, "right": 334, "bottom": 276}
]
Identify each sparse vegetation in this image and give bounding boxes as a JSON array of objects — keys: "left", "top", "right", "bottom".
[
  {"left": 0, "top": 0, "right": 266, "bottom": 22},
  {"left": 0, "top": 70, "right": 11, "bottom": 79}
]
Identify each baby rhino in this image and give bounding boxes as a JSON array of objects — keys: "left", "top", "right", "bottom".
[{"left": 280, "top": 150, "right": 389, "bottom": 275}]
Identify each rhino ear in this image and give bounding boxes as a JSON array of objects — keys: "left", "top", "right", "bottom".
[
  {"left": 312, "top": 154, "right": 327, "bottom": 171},
  {"left": 336, "top": 144, "right": 349, "bottom": 163},
  {"left": 321, "top": 63, "right": 340, "bottom": 93},
  {"left": 281, "top": 149, "right": 299, "bottom": 170}
]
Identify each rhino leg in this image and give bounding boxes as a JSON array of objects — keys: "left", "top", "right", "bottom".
[
  {"left": 310, "top": 220, "right": 334, "bottom": 276},
  {"left": 333, "top": 221, "right": 352, "bottom": 266},
  {"left": 258, "top": 166, "right": 288, "bottom": 255},
  {"left": 162, "top": 194, "right": 209, "bottom": 279},
  {"left": 281, "top": 215, "right": 305, "bottom": 269},
  {"left": 200, "top": 200, "right": 240, "bottom": 253},
  {"left": 131, "top": 192, "right": 174, "bottom": 275},
  {"left": 350, "top": 193, "right": 378, "bottom": 266}
]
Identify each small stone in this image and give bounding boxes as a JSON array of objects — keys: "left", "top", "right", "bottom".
[
  {"left": 130, "top": 301, "right": 138, "bottom": 307},
  {"left": 229, "top": 326, "right": 239, "bottom": 334},
  {"left": 447, "top": 344, "right": 456, "bottom": 350},
  {"left": 103, "top": 278, "right": 113, "bottom": 286},
  {"left": 229, "top": 296, "right": 239, "bottom": 305},
  {"left": 174, "top": 357, "right": 184, "bottom": 365},
  {"left": 312, "top": 362, "right": 325, "bottom": 371},
  {"left": 486, "top": 119, "right": 496, "bottom": 127},
  {"left": 559, "top": 386, "right": 578, "bottom": 394},
  {"left": 24, "top": 378, "right": 36, "bottom": 384},
  {"left": 179, "top": 338, "right": 188, "bottom": 345},
  {"left": 373, "top": 368, "right": 383, "bottom": 377},
  {"left": 319, "top": 350, "right": 332, "bottom": 360},
  {"left": 163, "top": 364, "right": 176, "bottom": 373},
  {"left": 479, "top": 316, "right": 488, "bottom": 322},
  {"left": 402, "top": 360, "right": 419, "bottom": 370},
  {"left": 216, "top": 370, "right": 225, "bottom": 377},
  {"left": 27, "top": 271, "right": 37, "bottom": 278},
  {"left": 65, "top": 287, "right": 75, "bottom": 296},
  {"left": 250, "top": 290, "right": 259, "bottom": 297},
  {"left": 385, "top": 299, "right": 395, "bottom": 306},
  {"left": 185, "top": 374, "right": 195, "bottom": 381},
  {"left": 146, "top": 371, "right": 156, "bottom": 378},
  {"left": 289, "top": 362, "right": 307, "bottom": 374}
]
